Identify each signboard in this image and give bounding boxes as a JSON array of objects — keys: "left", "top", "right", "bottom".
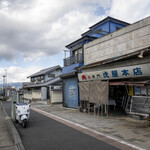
[
  {"left": 69, "top": 86, "right": 76, "bottom": 98},
  {"left": 78, "top": 63, "right": 150, "bottom": 81}
]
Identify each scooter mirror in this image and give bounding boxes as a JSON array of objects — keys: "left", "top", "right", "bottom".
[{"left": 13, "top": 101, "right": 16, "bottom": 104}]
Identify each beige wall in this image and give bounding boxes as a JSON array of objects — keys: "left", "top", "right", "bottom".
[
  {"left": 84, "top": 16, "right": 150, "bottom": 65},
  {"left": 24, "top": 91, "right": 32, "bottom": 100},
  {"left": 51, "top": 91, "right": 62, "bottom": 103},
  {"left": 32, "top": 91, "right": 41, "bottom": 100},
  {"left": 24, "top": 90, "right": 41, "bottom": 100}
]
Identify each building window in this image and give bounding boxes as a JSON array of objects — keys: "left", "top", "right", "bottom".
[
  {"left": 48, "top": 74, "right": 55, "bottom": 78},
  {"left": 31, "top": 78, "right": 35, "bottom": 82},
  {"left": 72, "top": 48, "right": 82, "bottom": 56},
  {"left": 31, "top": 76, "right": 44, "bottom": 83}
]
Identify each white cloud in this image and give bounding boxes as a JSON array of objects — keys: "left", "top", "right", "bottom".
[
  {"left": 0, "top": 66, "right": 42, "bottom": 83},
  {"left": 0, "top": 0, "right": 110, "bottom": 62},
  {"left": 1, "top": 0, "right": 150, "bottom": 63},
  {"left": 108, "top": 0, "right": 150, "bottom": 23},
  {"left": 1, "top": 0, "right": 150, "bottom": 83}
]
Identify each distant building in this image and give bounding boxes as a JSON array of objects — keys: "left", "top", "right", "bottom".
[{"left": 23, "top": 65, "right": 62, "bottom": 103}]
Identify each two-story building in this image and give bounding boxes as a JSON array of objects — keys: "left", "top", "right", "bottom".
[
  {"left": 23, "top": 65, "right": 62, "bottom": 104},
  {"left": 78, "top": 16, "right": 150, "bottom": 117},
  {"left": 61, "top": 16, "right": 130, "bottom": 109}
]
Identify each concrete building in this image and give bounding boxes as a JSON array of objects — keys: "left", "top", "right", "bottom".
[
  {"left": 78, "top": 16, "right": 150, "bottom": 116},
  {"left": 61, "top": 17, "right": 129, "bottom": 109}
]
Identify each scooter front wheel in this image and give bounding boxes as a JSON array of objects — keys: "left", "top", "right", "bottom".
[
  {"left": 22, "top": 119, "right": 27, "bottom": 128},
  {"left": 15, "top": 117, "right": 18, "bottom": 123}
]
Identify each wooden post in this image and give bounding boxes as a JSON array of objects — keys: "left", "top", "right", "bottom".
[
  {"left": 107, "top": 105, "right": 108, "bottom": 116},
  {"left": 101, "top": 104, "right": 103, "bottom": 116},
  {"left": 98, "top": 104, "right": 100, "bottom": 116},
  {"left": 105, "top": 105, "right": 107, "bottom": 116},
  {"left": 94, "top": 103, "right": 96, "bottom": 115},
  {"left": 88, "top": 102, "right": 90, "bottom": 114}
]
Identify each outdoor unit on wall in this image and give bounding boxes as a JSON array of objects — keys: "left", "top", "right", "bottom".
[{"left": 31, "top": 78, "right": 35, "bottom": 82}]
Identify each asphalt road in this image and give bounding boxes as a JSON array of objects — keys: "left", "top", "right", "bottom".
[{"left": 3, "top": 101, "right": 119, "bottom": 150}]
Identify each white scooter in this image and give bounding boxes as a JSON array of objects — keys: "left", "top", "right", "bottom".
[{"left": 14, "top": 101, "right": 31, "bottom": 128}]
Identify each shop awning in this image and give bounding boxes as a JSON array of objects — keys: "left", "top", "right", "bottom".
[
  {"left": 60, "top": 72, "right": 77, "bottom": 79},
  {"left": 109, "top": 81, "right": 150, "bottom": 86}
]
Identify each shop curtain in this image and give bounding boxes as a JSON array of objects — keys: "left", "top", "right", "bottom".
[
  {"left": 89, "top": 81, "right": 97, "bottom": 103},
  {"left": 79, "top": 81, "right": 109, "bottom": 104},
  {"left": 78, "top": 82, "right": 89, "bottom": 101},
  {"left": 98, "top": 81, "right": 109, "bottom": 105}
]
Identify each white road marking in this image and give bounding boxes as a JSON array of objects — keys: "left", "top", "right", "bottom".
[{"left": 31, "top": 107, "right": 146, "bottom": 150}]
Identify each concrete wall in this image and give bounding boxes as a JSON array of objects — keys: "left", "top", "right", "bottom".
[
  {"left": 32, "top": 90, "right": 41, "bottom": 100},
  {"left": 50, "top": 91, "right": 62, "bottom": 103},
  {"left": 24, "top": 91, "right": 32, "bottom": 100},
  {"left": 23, "top": 91, "right": 41, "bottom": 101},
  {"left": 82, "top": 55, "right": 150, "bottom": 73},
  {"left": 84, "top": 16, "right": 150, "bottom": 65}
]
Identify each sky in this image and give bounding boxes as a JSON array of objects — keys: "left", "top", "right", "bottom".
[{"left": 0, "top": 0, "right": 150, "bottom": 84}]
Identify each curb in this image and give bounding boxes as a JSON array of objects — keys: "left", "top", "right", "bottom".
[{"left": 1, "top": 101, "right": 25, "bottom": 150}]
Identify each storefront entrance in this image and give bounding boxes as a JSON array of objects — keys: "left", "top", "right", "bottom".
[{"left": 109, "top": 85, "right": 128, "bottom": 116}]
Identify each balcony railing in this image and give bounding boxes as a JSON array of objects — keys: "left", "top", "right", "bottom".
[{"left": 64, "top": 53, "right": 83, "bottom": 66}]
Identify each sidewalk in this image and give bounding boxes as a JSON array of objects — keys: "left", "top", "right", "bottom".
[
  {"left": 0, "top": 101, "right": 16, "bottom": 150},
  {"left": 0, "top": 101, "right": 24, "bottom": 150},
  {"left": 31, "top": 101, "right": 150, "bottom": 150}
]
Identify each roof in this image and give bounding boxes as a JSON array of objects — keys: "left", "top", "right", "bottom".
[
  {"left": 66, "top": 16, "right": 130, "bottom": 49},
  {"left": 81, "top": 16, "right": 130, "bottom": 37},
  {"left": 24, "top": 76, "right": 62, "bottom": 88},
  {"left": 89, "top": 16, "right": 130, "bottom": 30},
  {"left": 28, "top": 65, "right": 62, "bottom": 78},
  {"left": 65, "top": 36, "right": 96, "bottom": 49},
  {"left": 60, "top": 72, "right": 77, "bottom": 79}
]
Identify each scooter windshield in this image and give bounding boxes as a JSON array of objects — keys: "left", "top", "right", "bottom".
[{"left": 16, "top": 103, "right": 28, "bottom": 106}]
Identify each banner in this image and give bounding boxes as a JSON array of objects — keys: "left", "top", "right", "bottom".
[{"left": 78, "top": 63, "right": 150, "bottom": 81}]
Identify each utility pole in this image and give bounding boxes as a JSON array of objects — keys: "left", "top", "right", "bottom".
[
  {"left": 3, "top": 75, "right": 6, "bottom": 97},
  {"left": 5, "top": 69, "right": 7, "bottom": 88}
]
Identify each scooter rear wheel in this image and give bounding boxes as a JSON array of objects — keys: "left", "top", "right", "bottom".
[{"left": 22, "top": 119, "right": 27, "bottom": 128}]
